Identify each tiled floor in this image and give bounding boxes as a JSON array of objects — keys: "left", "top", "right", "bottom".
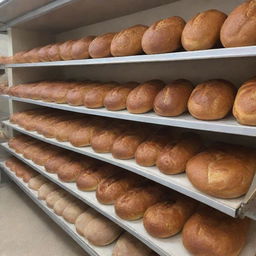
[{"left": 0, "top": 182, "right": 88, "bottom": 256}]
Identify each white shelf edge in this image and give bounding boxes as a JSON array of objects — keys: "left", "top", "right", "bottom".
[
  {"left": 2, "top": 95, "right": 256, "bottom": 137},
  {"left": 0, "top": 162, "right": 114, "bottom": 256},
  {"left": 4, "top": 46, "right": 256, "bottom": 68},
  {"left": 2, "top": 121, "right": 244, "bottom": 218},
  {"left": 0, "top": 145, "right": 187, "bottom": 256}
]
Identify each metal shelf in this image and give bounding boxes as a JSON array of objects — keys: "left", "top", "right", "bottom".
[
  {"left": 5, "top": 46, "right": 256, "bottom": 68},
  {"left": 3, "top": 95, "right": 256, "bottom": 137},
  {"left": 0, "top": 161, "right": 114, "bottom": 256},
  {"left": 1, "top": 122, "right": 246, "bottom": 217},
  {"left": 1, "top": 156, "right": 256, "bottom": 256}
]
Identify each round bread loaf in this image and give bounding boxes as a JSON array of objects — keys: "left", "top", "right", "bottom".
[
  {"left": 186, "top": 145, "right": 256, "bottom": 198},
  {"left": 46, "top": 190, "right": 67, "bottom": 208},
  {"left": 38, "top": 183, "right": 58, "bottom": 200},
  {"left": 126, "top": 80, "right": 165, "bottom": 114},
  {"left": 71, "top": 36, "right": 95, "bottom": 60},
  {"left": 143, "top": 196, "right": 196, "bottom": 238},
  {"left": 110, "top": 25, "right": 148, "bottom": 56},
  {"left": 75, "top": 209, "right": 100, "bottom": 236},
  {"left": 28, "top": 175, "right": 48, "bottom": 191},
  {"left": 62, "top": 201, "right": 88, "bottom": 224},
  {"left": 233, "top": 78, "right": 256, "bottom": 125},
  {"left": 53, "top": 195, "right": 74, "bottom": 216},
  {"left": 112, "top": 232, "right": 152, "bottom": 256},
  {"left": 96, "top": 173, "right": 143, "bottom": 205},
  {"left": 220, "top": 0, "right": 256, "bottom": 47},
  {"left": 59, "top": 40, "right": 75, "bottom": 60},
  {"left": 89, "top": 32, "right": 116, "bottom": 58},
  {"left": 156, "top": 133, "right": 202, "bottom": 174},
  {"left": 104, "top": 82, "right": 139, "bottom": 111},
  {"left": 188, "top": 79, "right": 236, "bottom": 120},
  {"left": 181, "top": 9, "right": 227, "bottom": 51},
  {"left": 84, "top": 215, "right": 122, "bottom": 246},
  {"left": 115, "top": 184, "right": 166, "bottom": 220},
  {"left": 47, "top": 43, "right": 62, "bottom": 61},
  {"left": 153, "top": 79, "right": 193, "bottom": 116},
  {"left": 182, "top": 207, "right": 250, "bottom": 256},
  {"left": 142, "top": 16, "right": 185, "bottom": 54}
]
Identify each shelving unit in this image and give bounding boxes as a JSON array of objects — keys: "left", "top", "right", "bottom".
[
  {"left": 0, "top": 161, "right": 114, "bottom": 256},
  {"left": 1, "top": 0, "right": 256, "bottom": 255}
]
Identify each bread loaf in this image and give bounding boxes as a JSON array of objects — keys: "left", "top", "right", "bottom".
[
  {"left": 84, "top": 82, "right": 118, "bottom": 108},
  {"left": 62, "top": 201, "right": 88, "bottom": 224},
  {"left": 59, "top": 40, "right": 75, "bottom": 60},
  {"left": 186, "top": 144, "right": 256, "bottom": 198},
  {"left": 156, "top": 133, "right": 202, "bottom": 174},
  {"left": 111, "top": 25, "right": 148, "bottom": 56},
  {"left": 142, "top": 17, "right": 185, "bottom": 54},
  {"left": 96, "top": 173, "right": 143, "bottom": 205},
  {"left": 38, "top": 45, "right": 52, "bottom": 62},
  {"left": 220, "top": 0, "right": 256, "bottom": 47},
  {"left": 53, "top": 195, "right": 74, "bottom": 216},
  {"left": 104, "top": 82, "right": 139, "bottom": 111},
  {"left": 28, "top": 175, "right": 48, "bottom": 191},
  {"left": 46, "top": 190, "right": 67, "bottom": 208},
  {"left": 188, "top": 79, "right": 236, "bottom": 120},
  {"left": 233, "top": 78, "right": 256, "bottom": 125},
  {"left": 89, "top": 32, "right": 116, "bottom": 58},
  {"left": 182, "top": 207, "right": 250, "bottom": 256},
  {"left": 32, "top": 146, "right": 62, "bottom": 166},
  {"left": 115, "top": 184, "right": 166, "bottom": 220},
  {"left": 112, "top": 232, "right": 152, "bottom": 256},
  {"left": 38, "top": 183, "right": 58, "bottom": 200},
  {"left": 75, "top": 209, "right": 100, "bottom": 236},
  {"left": 181, "top": 10, "right": 227, "bottom": 51},
  {"left": 84, "top": 215, "right": 123, "bottom": 246},
  {"left": 143, "top": 196, "right": 196, "bottom": 238},
  {"left": 76, "top": 163, "right": 120, "bottom": 191},
  {"left": 153, "top": 79, "right": 193, "bottom": 116},
  {"left": 71, "top": 36, "right": 95, "bottom": 60},
  {"left": 47, "top": 43, "right": 62, "bottom": 61},
  {"left": 22, "top": 168, "right": 37, "bottom": 183},
  {"left": 26, "top": 47, "right": 41, "bottom": 62},
  {"left": 127, "top": 80, "right": 165, "bottom": 114}
]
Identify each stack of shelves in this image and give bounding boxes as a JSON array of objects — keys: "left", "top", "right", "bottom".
[{"left": 0, "top": 0, "right": 256, "bottom": 255}]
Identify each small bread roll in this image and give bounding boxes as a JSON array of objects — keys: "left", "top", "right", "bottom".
[
  {"left": 46, "top": 190, "right": 67, "bottom": 208},
  {"left": 153, "top": 79, "right": 193, "bottom": 116},
  {"left": 142, "top": 17, "right": 185, "bottom": 54},
  {"left": 111, "top": 25, "right": 148, "bottom": 57},
  {"left": 71, "top": 36, "right": 95, "bottom": 60},
  {"left": 76, "top": 164, "right": 120, "bottom": 191},
  {"left": 220, "top": 0, "right": 256, "bottom": 48},
  {"left": 182, "top": 207, "right": 250, "bottom": 256},
  {"left": 47, "top": 43, "right": 62, "bottom": 61},
  {"left": 143, "top": 196, "right": 196, "bottom": 238},
  {"left": 28, "top": 175, "right": 48, "bottom": 191},
  {"left": 115, "top": 184, "right": 166, "bottom": 220},
  {"left": 38, "top": 183, "right": 58, "bottom": 200},
  {"left": 84, "top": 82, "right": 118, "bottom": 108},
  {"left": 89, "top": 32, "right": 116, "bottom": 58},
  {"left": 188, "top": 79, "right": 236, "bottom": 120},
  {"left": 104, "top": 82, "right": 139, "bottom": 111},
  {"left": 59, "top": 40, "right": 75, "bottom": 60},
  {"left": 53, "top": 195, "right": 74, "bottom": 216},
  {"left": 75, "top": 209, "right": 100, "bottom": 236},
  {"left": 127, "top": 80, "right": 165, "bottom": 114},
  {"left": 112, "top": 232, "right": 152, "bottom": 256},
  {"left": 156, "top": 133, "right": 202, "bottom": 174},
  {"left": 181, "top": 10, "right": 227, "bottom": 51},
  {"left": 96, "top": 173, "right": 143, "bottom": 205},
  {"left": 233, "top": 78, "right": 256, "bottom": 125},
  {"left": 84, "top": 215, "right": 123, "bottom": 246},
  {"left": 186, "top": 144, "right": 256, "bottom": 198},
  {"left": 62, "top": 201, "right": 89, "bottom": 224}
]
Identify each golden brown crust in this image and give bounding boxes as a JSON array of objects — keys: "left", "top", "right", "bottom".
[
  {"left": 127, "top": 80, "right": 165, "bottom": 114},
  {"left": 182, "top": 10, "right": 227, "bottom": 51},
  {"left": 59, "top": 40, "right": 75, "bottom": 60},
  {"left": 188, "top": 79, "right": 236, "bottom": 120},
  {"left": 220, "top": 0, "right": 256, "bottom": 47},
  {"left": 111, "top": 25, "right": 148, "bottom": 57},
  {"left": 71, "top": 36, "right": 95, "bottom": 60},
  {"left": 156, "top": 133, "right": 202, "bottom": 174},
  {"left": 153, "top": 79, "right": 194, "bottom": 117},
  {"left": 233, "top": 77, "right": 256, "bottom": 125},
  {"left": 47, "top": 43, "right": 62, "bottom": 61},
  {"left": 38, "top": 45, "right": 53, "bottom": 62},
  {"left": 89, "top": 32, "right": 116, "bottom": 58},
  {"left": 182, "top": 207, "right": 250, "bottom": 256},
  {"left": 142, "top": 16, "right": 185, "bottom": 54}
]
